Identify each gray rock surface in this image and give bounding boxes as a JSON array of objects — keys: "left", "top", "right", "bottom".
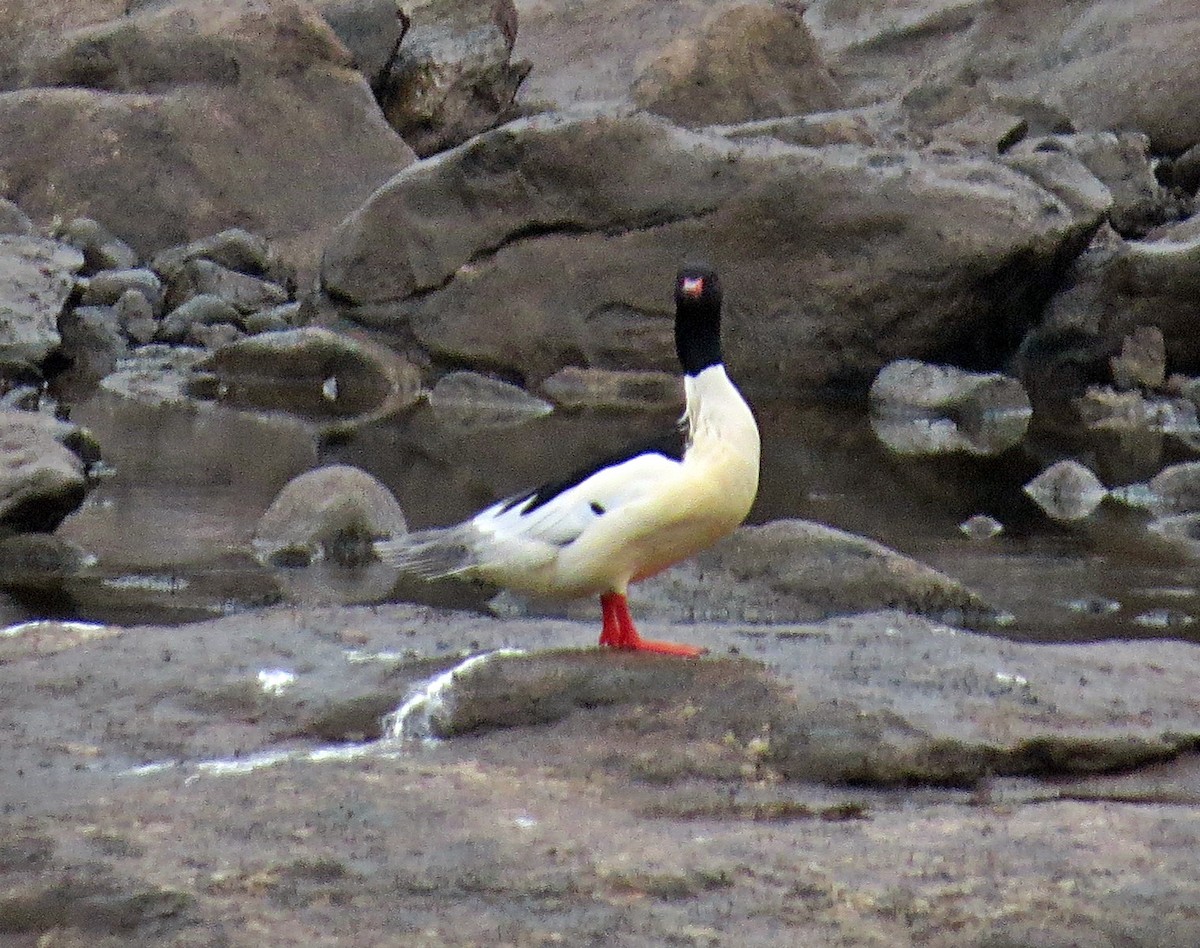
[
  {"left": 0, "top": 409, "right": 90, "bottom": 531},
  {"left": 0, "top": 235, "right": 84, "bottom": 365},
  {"left": 631, "top": 519, "right": 997, "bottom": 629},
  {"left": 4, "top": 603, "right": 1200, "bottom": 944}
]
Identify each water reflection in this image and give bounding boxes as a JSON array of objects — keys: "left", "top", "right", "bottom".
[{"left": 11, "top": 385, "right": 1198, "bottom": 645}]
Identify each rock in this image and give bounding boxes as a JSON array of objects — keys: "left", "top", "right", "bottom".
[
  {"left": 57, "top": 305, "right": 129, "bottom": 381},
  {"left": 540, "top": 367, "right": 683, "bottom": 411},
  {"left": 162, "top": 259, "right": 290, "bottom": 316},
  {"left": 0, "top": 198, "right": 34, "bottom": 236},
  {"left": 714, "top": 103, "right": 896, "bottom": 149},
  {"left": 150, "top": 229, "right": 278, "bottom": 284},
  {"left": 377, "top": 0, "right": 531, "bottom": 156},
  {"left": 243, "top": 302, "right": 303, "bottom": 335},
  {"left": 959, "top": 514, "right": 1003, "bottom": 541},
  {"left": 0, "top": 235, "right": 85, "bottom": 365},
  {"left": 114, "top": 290, "right": 158, "bottom": 346},
  {"left": 80, "top": 268, "right": 164, "bottom": 312},
  {"left": 868, "top": 359, "right": 1031, "bottom": 456},
  {"left": 0, "top": 0, "right": 415, "bottom": 267},
  {"left": 1007, "top": 133, "right": 1182, "bottom": 237},
  {"left": 156, "top": 295, "right": 243, "bottom": 344},
  {"left": 630, "top": 519, "right": 997, "bottom": 629},
  {"left": 1023, "top": 460, "right": 1107, "bottom": 522},
  {"left": 98, "top": 346, "right": 211, "bottom": 408},
  {"left": 0, "top": 409, "right": 90, "bottom": 532},
  {"left": 253, "top": 464, "right": 407, "bottom": 567},
  {"left": 55, "top": 217, "right": 139, "bottom": 273},
  {"left": 427, "top": 371, "right": 553, "bottom": 431},
  {"left": 0, "top": 533, "right": 91, "bottom": 589},
  {"left": 1077, "top": 386, "right": 1199, "bottom": 434},
  {"left": 321, "top": 109, "right": 1100, "bottom": 392},
  {"left": 631, "top": 3, "right": 841, "bottom": 127},
  {"left": 185, "top": 322, "right": 245, "bottom": 351},
  {"left": 194, "top": 327, "right": 422, "bottom": 429},
  {"left": 312, "top": 0, "right": 405, "bottom": 82},
  {"left": 1146, "top": 462, "right": 1200, "bottom": 517},
  {"left": 812, "top": 0, "right": 1200, "bottom": 154},
  {"left": 1111, "top": 325, "right": 1166, "bottom": 390}
]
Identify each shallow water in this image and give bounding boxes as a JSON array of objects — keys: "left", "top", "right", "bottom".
[{"left": 17, "top": 387, "right": 1200, "bottom": 644}]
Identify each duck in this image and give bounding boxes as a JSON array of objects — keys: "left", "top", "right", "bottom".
[{"left": 374, "top": 264, "right": 760, "bottom": 657}]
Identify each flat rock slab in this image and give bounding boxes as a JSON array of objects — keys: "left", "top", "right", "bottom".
[{"left": 5, "top": 603, "right": 1200, "bottom": 944}]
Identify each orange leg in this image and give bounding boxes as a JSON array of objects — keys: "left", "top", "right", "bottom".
[{"left": 598, "top": 592, "right": 706, "bottom": 657}]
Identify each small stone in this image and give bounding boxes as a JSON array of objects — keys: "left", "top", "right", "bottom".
[
  {"left": 244, "top": 301, "right": 302, "bottom": 334},
  {"left": 156, "top": 294, "right": 242, "bottom": 343},
  {"left": 0, "top": 199, "right": 34, "bottom": 236},
  {"left": 959, "top": 514, "right": 1003, "bottom": 540},
  {"left": 115, "top": 290, "right": 157, "bottom": 345},
  {"left": 150, "top": 228, "right": 274, "bottom": 281},
  {"left": 58, "top": 304, "right": 128, "bottom": 379},
  {"left": 1147, "top": 462, "right": 1200, "bottom": 516},
  {"left": 56, "top": 217, "right": 138, "bottom": 273},
  {"left": 80, "top": 267, "right": 164, "bottom": 312},
  {"left": 186, "top": 322, "right": 244, "bottom": 350},
  {"left": 1023, "top": 460, "right": 1108, "bottom": 521},
  {"left": 1111, "top": 325, "right": 1166, "bottom": 390},
  {"left": 163, "top": 258, "right": 289, "bottom": 315}
]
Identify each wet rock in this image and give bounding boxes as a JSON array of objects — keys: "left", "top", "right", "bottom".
[
  {"left": 1145, "top": 462, "right": 1200, "bottom": 517},
  {"left": 253, "top": 464, "right": 408, "bottom": 567},
  {"left": 631, "top": 3, "right": 841, "bottom": 128},
  {"left": 79, "top": 267, "right": 164, "bottom": 312},
  {"left": 1023, "top": 460, "right": 1107, "bottom": 522},
  {"left": 540, "top": 367, "right": 682, "bottom": 411},
  {"left": 194, "top": 327, "right": 422, "bottom": 429},
  {"left": 1111, "top": 325, "right": 1166, "bottom": 390},
  {"left": 55, "top": 217, "right": 139, "bottom": 274},
  {"left": 0, "top": 410, "right": 90, "bottom": 532},
  {"left": 0, "top": 198, "right": 33, "bottom": 236},
  {"left": 0, "top": 2, "right": 415, "bottom": 266},
  {"left": 631, "top": 519, "right": 997, "bottom": 628},
  {"left": 0, "top": 533, "right": 91, "bottom": 590},
  {"left": 57, "top": 304, "right": 129, "bottom": 381},
  {"left": 0, "top": 235, "right": 85, "bottom": 365},
  {"left": 98, "top": 346, "right": 211, "bottom": 407},
  {"left": 377, "top": 0, "right": 531, "bottom": 156},
  {"left": 868, "top": 359, "right": 1032, "bottom": 456},
  {"left": 1077, "top": 386, "right": 1199, "bottom": 434},
  {"left": 427, "top": 371, "right": 553, "bottom": 430},
  {"left": 163, "top": 258, "right": 290, "bottom": 316},
  {"left": 156, "top": 294, "right": 242, "bottom": 344},
  {"left": 322, "top": 109, "right": 1100, "bottom": 392}
]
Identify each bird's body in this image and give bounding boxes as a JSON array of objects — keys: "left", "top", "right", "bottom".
[{"left": 376, "top": 266, "right": 759, "bottom": 656}]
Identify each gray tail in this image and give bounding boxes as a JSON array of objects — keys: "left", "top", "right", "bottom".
[{"left": 373, "top": 526, "right": 478, "bottom": 580}]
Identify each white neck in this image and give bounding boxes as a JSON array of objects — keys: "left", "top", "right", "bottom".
[{"left": 683, "top": 364, "right": 760, "bottom": 464}]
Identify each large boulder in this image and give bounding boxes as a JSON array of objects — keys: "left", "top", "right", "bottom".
[
  {"left": 0, "top": 0, "right": 414, "bottom": 267},
  {"left": 321, "top": 108, "right": 1103, "bottom": 393},
  {"left": 809, "top": 0, "right": 1200, "bottom": 154}
]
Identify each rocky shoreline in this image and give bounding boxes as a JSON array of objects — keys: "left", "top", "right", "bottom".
[{"left": 5, "top": 0, "right": 1200, "bottom": 944}]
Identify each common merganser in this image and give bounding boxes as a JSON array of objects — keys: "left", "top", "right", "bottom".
[{"left": 375, "top": 265, "right": 760, "bottom": 656}]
